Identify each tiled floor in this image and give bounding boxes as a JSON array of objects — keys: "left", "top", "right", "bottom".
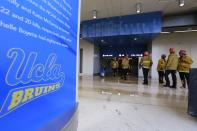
[{"left": 78, "top": 76, "right": 197, "bottom": 131}]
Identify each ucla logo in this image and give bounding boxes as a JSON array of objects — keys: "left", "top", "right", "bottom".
[{"left": 0, "top": 48, "right": 65, "bottom": 118}]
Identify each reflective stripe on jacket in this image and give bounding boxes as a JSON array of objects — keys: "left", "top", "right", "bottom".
[
  {"left": 178, "top": 56, "right": 193, "bottom": 73},
  {"left": 166, "top": 53, "right": 179, "bottom": 70},
  {"left": 140, "top": 56, "right": 152, "bottom": 69},
  {"left": 111, "top": 61, "right": 119, "bottom": 69},
  {"left": 122, "top": 58, "right": 129, "bottom": 69},
  {"left": 157, "top": 59, "right": 166, "bottom": 71}
]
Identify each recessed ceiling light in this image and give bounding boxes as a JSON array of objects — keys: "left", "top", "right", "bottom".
[
  {"left": 161, "top": 31, "right": 171, "bottom": 34},
  {"left": 179, "top": 0, "right": 185, "bottom": 7},
  {"left": 136, "top": 3, "right": 142, "bottom": 13},
  {"left": 92, "top": 10, "right": 97, "bottom": 19},
  {"left": 174, "top": 30, "right": 197, "bottom": 33}
]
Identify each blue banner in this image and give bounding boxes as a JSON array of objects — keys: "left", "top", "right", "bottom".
[
  {"left": 81, "top": 12, "right": 162, "bottom": 38},
  {"left": 0, "top": 0, "right": 79, "bottom": 130}
]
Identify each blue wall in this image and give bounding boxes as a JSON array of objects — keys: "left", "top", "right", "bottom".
[
  {"left": 0, "top": 0, "right": 79, "bottom": 130},
  {"left": 81, "top": 12, "right": 162, "bottom": 38},
  {"left": 81, "top": 12, "right": 162, "bottom": 56}
]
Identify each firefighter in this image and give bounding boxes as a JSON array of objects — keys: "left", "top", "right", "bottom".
[
  {"left": 178, "top": 50, "right": 193, "bottom": 88},
  {"left": 111, "top": 57, "right": 119, "bottom": 77},
  {"left": 118, "top": 57, "right": 123, "bottom": 76},
  {"left": 122, "top": 55, "right": 130, "bottom": 80},
  {"left": 157, "top": 54, "right": 167, "bottom": 84},
  {"left": 139, "top": 51, "right": 153, "bottom": 85},
  {"left": 164, "top": 48, "right": 179, "bottom": 88}
]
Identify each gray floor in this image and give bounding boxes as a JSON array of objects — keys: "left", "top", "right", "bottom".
[{"left": 78, "top": 76, "right": 197, "bottom": 131}]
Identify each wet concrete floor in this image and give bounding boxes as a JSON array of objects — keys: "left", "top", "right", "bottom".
[{"left": 78, "top": 76, "right": 197, "bottom": 131}]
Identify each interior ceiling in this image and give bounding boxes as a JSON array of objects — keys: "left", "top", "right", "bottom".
[{"left": 81, "top": 0, "right": 197, "bottom": 21}]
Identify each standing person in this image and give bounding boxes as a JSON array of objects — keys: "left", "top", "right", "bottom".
[
  {"left": 139, "top": 51, "right": 153, "bottom": 85},
  {"left": 129, "top": 58, "right": 133, "bottom": 75},
  {"left": 164, "top": 48, "right": 179, "bottom": 89},
  {"left": 178, "top": 50, "right": 193, "bottom": 88},
  {"left": 122, "top": 55, "right": 130, "bottom": 80},
  {"left": 118, "top": 57, "right": 123, "bottom": 76},
  {"left": 111, "top": 57, "right": 119, "bottom": 77},
  {"left": 157, "top": 54, "right": 167, "bottom": 84}
]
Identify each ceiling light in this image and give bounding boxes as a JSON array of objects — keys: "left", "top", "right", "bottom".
[
  {"left": 134, "top": 38, "right": 138, "bottom": 40},
  {"left": 92, "top": 10, "right": 97, "bottom": 19},
  {"left": 175, "top": 30, "right": 188, "bottom": 33},
  {"left": 161, "top": 31, "right": 171, "bottom": 34},
  {"left": 174, "top": 30, "right": 197, "bottom": 33},
  {"left": 136, "top": 3, "right": 142, "bottom": 13},
  {"left": 191, "top": 30, "right": 197, "bottom": 32},
  {"left": 179, "top": 0, "right": 185, "bottom": 7}
]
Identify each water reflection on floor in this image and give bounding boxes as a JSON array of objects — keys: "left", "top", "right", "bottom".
[{"left": 78, "top": 76, "right": 197, "bottom": 131}]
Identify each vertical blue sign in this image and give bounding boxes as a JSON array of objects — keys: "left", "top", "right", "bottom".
[{"left": 0, "top": 0, "right": 80, "bottom": 130}]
